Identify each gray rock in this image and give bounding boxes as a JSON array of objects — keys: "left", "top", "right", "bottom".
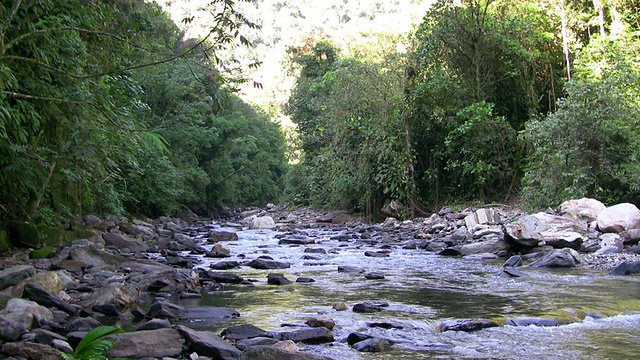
[
  {"left": 176, "top": 325, "right": 242, "bottom": 359},
  {"left": 529, "top": 248, "right": 581, "bottom": 268},
  {"left": 136, "top": 318, "right": 171, "bottom": 331},
  {"left": 221, "top": 324, "right": 269, "bottom": 340},
  {"left": 0, "top": 298, "right": 53, "bottom": 341},
  {"left": 247, "top": 258, "right": 291, "bottom": 270},
  {"left": 22, "top": 283, "right": 76, "bottom": 314},
  {"left": 364, "top": 250, "right": 390, "bottom": 257},
  {"left": 609, "top": 261, "right": 640, "bottom": 275},
  {"left": 597, "top": 203, "right": 640, "bottom": 233},
  {"left": 364, "top": 272, "right": 385, "bottom": 280},
  {"left": 460, "top": 235, "right": 509, "bottom": 255},
  {"left": 107, "top": 328, "right": 183, "bottom": 358},
  {"left": 353, "top": 301, "right": 389, "bottom": 313},
  {"left": 239, "top": 345, "right": 334, "bottom": 360},
  {"left": 437, "top": 319, "right": 498, "bottom": 332},
  {"left": 505, "top": 212, "right": 587, "bottom": 249},
  {"left": 279, "top": 237, "right": 315, "bottom": 245},
  {"left": 275, "top": 327, "right": 334, "bottom": 344},
  {"left": 0, "top": 265, "right": 36, "bottom": 291},
  {"left": 102, "top": 232, "right": 149, "bottom": 253},
  {"left": 1, "top": 341, "right": 60, "bottom": 360},
  {"left": 267, "top": 273, "right": 293, "bottom": 285},
  {"left": 353, "top": 337, "right": 393, "bottom": 352},
  {"left": 209, "top": 230, "right": 239, "bottom": 242},
  {"left": 619, "top": 229, "right": 640, "bottom": 245},
  {"left": 504, "top": 255, "right": 523, "bottom": 267},
  {"left": 205, "top": 271, "right": 245, "bottom": 284},
  {"left": 594, "top": 245, "right": 621, "bottom": 255},
  {"left": 147, "top": 298, "right": 186, "bottom": 319},
  {"left": 505, "top": 317, "right": 558, "bottom": 327},
  {"left": 337, "top": 265, "right": 365, "bottom": 274},
  {"left": 235, "top": 337, "right": 279, "bottom": 350},
  {"left": 210, "top": 260, "right": 241, "bottom": 270}
]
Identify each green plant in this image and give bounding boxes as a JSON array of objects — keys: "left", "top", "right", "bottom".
[{"left": 62, "top": 325, "right": 125, "bottom": 360}]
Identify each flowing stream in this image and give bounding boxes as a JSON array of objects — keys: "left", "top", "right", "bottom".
[{"left": 175, "top": 225, "right": 640, "bottom": 359}]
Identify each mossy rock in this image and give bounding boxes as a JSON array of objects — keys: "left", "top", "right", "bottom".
[
  {"left": 30, "top": 247, "right": 56, "bottom": 259},
  {"left": 0, "top": 230, "right": 9, "bottom": 253},
  {"left": 7, "top": 221, "right": 98, "bottom": 249}
]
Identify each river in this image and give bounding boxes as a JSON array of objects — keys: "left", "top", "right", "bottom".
[{"left": 175, "top": 225, "right": 640, "bottom": 359}]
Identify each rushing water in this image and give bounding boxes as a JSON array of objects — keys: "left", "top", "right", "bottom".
[{"left": 176, "top": 225, "right": 640, "bottom": 359}]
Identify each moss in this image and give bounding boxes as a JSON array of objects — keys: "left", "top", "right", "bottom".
[
  {"left": 6, "top": 221, "right": 99, "bottom": 250},
  {"left": 30, "top": 247, "right": 55, "bottom": 259},
  {"left": 0, "top": 230, "right": 9, "bottom": 252}
]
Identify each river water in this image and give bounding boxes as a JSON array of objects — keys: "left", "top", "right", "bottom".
[{"left": 178, "top": 226, "right": 640, "bottom": 359}]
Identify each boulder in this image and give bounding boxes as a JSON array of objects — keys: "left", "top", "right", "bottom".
[
  {"left": 21, "top": 283, "right": 76, "bottom": 314},
  {"left": 250, "top": 216, "right": 276, "bottom": 229},
  {"left": 147, "top": 298, "right": 186, "bottom": 319},
  {"left": 352, "top": 337, "right": 393, "bottom": 352},
  {"left": 529, "top": 248, "right": 581, "bottom": 268},
  {"left": 505, "top": 212, "right": 587, "bottom": 250},
  {"left": 267, "top": 273, "right": 293, "bottom": 285},
  {"left": 597, "top": 203, "right": 640, "bottom": 233},
  {"left": 464, "top": 208, "right": 501, "bottom": 229},
  {"left": 205, "top": 271, "right": 245, "bottom": 284},
  {"left": 176, "top": 325, "right": 242, "bottom": 359},
  {"left": 107, "top": 328, "right": 183, "bottom": 358},
  {"left": 337, "top": 265, "right": 365, "bottom": 274},
  {"left": 353, "top": 301, "right": 389, "bottom": 313},
  {"left": 207, "top": 243, "right": 231, "bottom": 257},
  {"left": 235, "top": 337, "right": 279, "bottom": 350},
  {"left": 0, "top": 265, "right": 36, "bottom": 291},
  {"left": 247, "top": 258, "right": 290, "bottom": 270},
  {"left": 619, "top": 229, "right": 640, "bottom": 245},
  {"left": 609, "top": 261, "right": 640, "bottom": 275},
  {"left": 79, "top": 283, "right": 139, "bottom": 311},
  {"left": 239, "top": 345, "right": 334, "bottom": 360},
  {"left": 221, "top": 324, "right": 269, "bottom": 340},
  {"left": 460, "top": 235, "right": 510, "bottom": 255},
  {"left": 102, "top": 232, "right": 149, "bottom": 253},
  {"left": 1, "top": 341, "right": 60, "bottom": 360},
  {"left": 209, "top": 230, "right": 239, "bottom": 242},
  {"left": 306, "top": 316, "right": 335, "bottom": 330},
  {"left": 437, "top": 319, "right": 498, "bottom": 332},
  {"left": 276, "top": 327, "right": 334, "bottom": 344},
  {"left": 279, "top": 237, "right": 315, "bottom": 245},
  {"left": 0, "top": 298, "right": 54, "bottom": 341},
  {"left": 599, "top": 233, "right": 624, "bottom": 250},
  {"left": 12, "top": 270, "right": 65, "bottom": 297},
  {"left": 559, "top": 198, "right": 606, "bottom": 223},
  {"left": 210, "top": 260, "right": 241, "bottom": 270}
]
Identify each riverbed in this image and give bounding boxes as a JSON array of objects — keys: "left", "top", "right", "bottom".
[{"left": 173, "top": 225, "right": 640, "bottom": 359}]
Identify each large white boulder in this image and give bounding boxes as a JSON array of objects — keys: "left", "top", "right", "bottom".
[
  {"left": 596, "top": 203, "right": 640, "bottom": 233},
  {"left": 559, "top": 197, "right": 606, "bottom": 223}
]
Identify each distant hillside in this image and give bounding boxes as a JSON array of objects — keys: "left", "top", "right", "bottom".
[{"left": 159, "top": 0, "right": 433, "bottom": 113}]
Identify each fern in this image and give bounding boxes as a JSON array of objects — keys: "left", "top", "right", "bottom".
[{"left": 62, "top": 326, "right": 126, "bottom": 360}]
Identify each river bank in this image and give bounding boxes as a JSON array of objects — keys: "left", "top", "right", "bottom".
[{"left": 1, "top": 199, "right": 640, "bottom": 359}]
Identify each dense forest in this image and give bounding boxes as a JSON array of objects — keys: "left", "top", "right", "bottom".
[{"left": 1, "top": 0, "right": 639, "bottom": 226}]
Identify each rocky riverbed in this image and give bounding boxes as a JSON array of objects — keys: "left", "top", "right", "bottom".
[{"left": 1, "top": 198, "right": 640, "bottom": 359}]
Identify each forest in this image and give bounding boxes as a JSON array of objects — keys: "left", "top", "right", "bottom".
[{"left": 1, "top": 0, "right": 639, "bottom": 225}]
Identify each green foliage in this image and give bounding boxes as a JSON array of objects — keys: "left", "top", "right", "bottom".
[
  {"left": 61, "top": 325, "right": 125, "bottom": 360},
  {"left": 522, "top": 33, "right": 640, "bottom": 208},
  {"left": 0, "top": 0, "right": 286, "bottom": 223},
  {"left": 286, "top": 38, "right": 411, "bottom": 217}
]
